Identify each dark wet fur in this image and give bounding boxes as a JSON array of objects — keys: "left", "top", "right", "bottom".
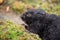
[{"left": 21, "top": 9, "right": 60, "bottom": 40}]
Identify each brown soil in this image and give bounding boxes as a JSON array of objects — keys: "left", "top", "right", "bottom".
[{"left": 0, "top": 11, "right": 25, "bottom": 25}]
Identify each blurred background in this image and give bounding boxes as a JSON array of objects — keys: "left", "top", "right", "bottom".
[
  {"left": 0, "top": 0, "right": 60, "bottom": 15},
  {"left": 0, "top": 0, "right": 60, "bottom": 40}
]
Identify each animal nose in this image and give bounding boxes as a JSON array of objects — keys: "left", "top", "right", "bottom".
[{"left": 20, "top": 15, "right": 25, "bottom": 19}]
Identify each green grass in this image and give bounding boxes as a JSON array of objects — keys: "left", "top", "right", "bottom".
[{"left": 0, "top": 20, "right": 41, "bottom": 40}]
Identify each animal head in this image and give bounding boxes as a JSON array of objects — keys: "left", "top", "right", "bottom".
[
  {"left": 21, "top": 9, "right": 46, "bottom": 34},
  {"left": 21, "top": 9, "right": 46, "bottom": 25}
]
